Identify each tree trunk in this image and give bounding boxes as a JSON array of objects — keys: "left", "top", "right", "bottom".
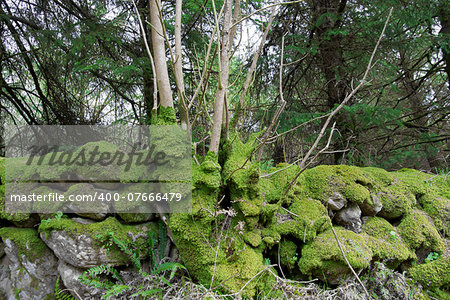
[
  {"left": 175, "top": 0, "right": 189, "bottom": 130},
  {"left": 210, "top": 0, "right": 233, "bottom": 154},
  {"left": 150, "top": 0, "right": 174, "bottom": 110}
]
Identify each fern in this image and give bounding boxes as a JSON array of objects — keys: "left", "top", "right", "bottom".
[
  {"left": 79, "top": 264, "right": 122, "bottom": 289},
  {"left": 78, "top": 224, "right": 187, "bottom": 299},
  {"left": 103, "top": 284, "right": 134, "bottom": 299},
  {"left": 54, "top": 277, "right": 76, "bottom": 300}
]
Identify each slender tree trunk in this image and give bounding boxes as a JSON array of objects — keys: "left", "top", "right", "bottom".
[
  {"left": 175, "top": 0, "right": 189, "bottom": 130},
  {"left": 439, "top": 4, "right": 450, "bottom": 89},
  {"left": 312, "top": 0, "right": 348, "bottom": 163},
  {"left": 150, "top": 0, "right": 174, "bottom": 110},
  {"left": 210, "top": 0, "right": 233, "bottom": 154}
]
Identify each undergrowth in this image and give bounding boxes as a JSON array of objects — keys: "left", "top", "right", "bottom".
[{"left": 78, "top": 226, "right": 186, "bottom": 299}]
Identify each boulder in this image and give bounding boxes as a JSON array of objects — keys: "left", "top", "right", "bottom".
[
  {"left": 0, "top": 228, "right": 58, "bottom": 300},
  {"left": 39, "top": 216, "right": 158, "bottom": 268}
]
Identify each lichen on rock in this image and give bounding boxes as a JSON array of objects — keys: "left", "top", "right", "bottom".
[{"left": 38, "top": 216, "right": 158, "bottom": 268}]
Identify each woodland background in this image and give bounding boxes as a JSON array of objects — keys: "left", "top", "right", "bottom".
[{"left": 0, "top": 0, "right": 449, "bottom": 172}]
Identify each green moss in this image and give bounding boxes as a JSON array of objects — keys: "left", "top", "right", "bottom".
[
  {"left": 408, "top": 256, "right": 450, "bottom": 289},
  {"left": 298, "top": 227, "right": 373, "bottom": 280},
  {"left": 417, "top": 194, "right": 449, "bottom": 236},
  {"left": 38, "top": 216, "right": 157, "bottom": 264},
  {"left": 156, "top": 106, "right": 177, "bottom": 125},
  {"left": 362, "top": 216, "right": 395, "bottom": 238},
  {"left": 279, "top": 240, "right": 298, "bottom": 270},
  {"left": 362, "top": 217, "right": 415, "bottom": 267},
  {"left": 0, "top": 157, "right": 4, "bottom": 184},
  {"left": 221, "top": 136, "right": 263, "bottom": 217},
  {"left": 344, "top": 183, "right": 371, "bottom": 205},
  {"left": 244, "top": 230, "right": 262, "bottom": 247},
  {"left": 0, "top": 227, "right": 48, "bottom": 262},
  {"left": 273, "top": 198, "right": 331, "bottom": 243},
  {"left": 377, "top": 184, "right": 416, "bottom": 219},
  {"left": 398, "top": 210, "right": 445, "bottom": 253},
  {"left": 258, "top": 163, "right": 299, "bottom": 204},
  {"left": 193, "top": 159, "right": 221, "bottom": 190},
  {"left": 0, "top": 183, "right": 32, "bottom": 224}
]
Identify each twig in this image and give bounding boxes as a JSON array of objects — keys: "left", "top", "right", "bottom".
[
  {"left": 331, "top": 226, "right": 369, "bottom": 298},
  {"left": 220, "top": 264, "right": 277, "bottom": 297},
  {"left": 283, "top": 8, "right": 393, "bottom": 196},
  {"left": 231, "top": 0, "right": 305, "bottom": 28}
]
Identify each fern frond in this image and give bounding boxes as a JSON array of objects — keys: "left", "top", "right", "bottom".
[{"left": 103, "top": 284, "right": 134, "bottom": 299}]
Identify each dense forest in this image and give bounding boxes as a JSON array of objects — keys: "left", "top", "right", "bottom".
[
  {"left": 0, "top": 0, "right": 449, "bottom": 299},
  {"left": 0, "top": 0, "right": 448, "bottom": 171}
]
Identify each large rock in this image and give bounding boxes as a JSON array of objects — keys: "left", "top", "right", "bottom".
[
  {"left": 39, "top": 216, "right": 158, "bottom": 268},
  {"left": 0, "top": 227, "right": 58, "bottom": 300},
  {"left": 334, "top": 203, "right": 362, "bottom": 233},
  {"left": 58, "top": 260, "right": 103, "bottom": 300},
  {"left": 327, "top": 192, "right": 347, "bottom": 211},
  {"left": 0, "top": 256, "right": 14, "bottom": 300}
]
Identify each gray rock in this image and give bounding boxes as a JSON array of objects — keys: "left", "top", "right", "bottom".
[
  {"left": 0, "top": 256, "right": 14, "bottom": 300},
  {"left": 365, "top": 262, "right": 426, "bottom": 300},
  {"left": 41, "top": 229, "right": 119, "bottom": 268},
  {"left": 0, "top": 242, "right": 4, "bottom": 258},
  {"left": 334, "top": 203, "right": 362, "bottom": 233},
  {"left": 57, "top": 260, "right": 103, "bottom": 300},
  {"left": 359, "top": 194, "right": 383, "bottom": 216},
  {"left": 327, "top": 192, "right": 347, "bottom": 211},
  {"left": 1, "top": 237, "right": 58, "bottom": 300}
]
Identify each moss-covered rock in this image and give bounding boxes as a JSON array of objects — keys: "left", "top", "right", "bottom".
[
  {"left": 273, "top": 197, "right": 331, "bottom": 243},
  {"left": 279, "top": 240, "right": 298, "bottom": 270},
  {"left": 408, "top": 256, "right": 450, "bottom": 289},
  {"left": 298, "top": 227, "right": 373, "bottom": 285},
  {"left": 0, "top": 227, "right": 58, "bottom": 300},
  {"left": 398, "top": 210, "right": 445, "bottom": 254},
  {"left": 0, "top": 227, "right": 48, "bottom": 262},
  {"left": 39, "top": 216, "right": 158, "bottom": 268},
  {"left": 362, "top": 217, "right": 415, "bottom": 267}
]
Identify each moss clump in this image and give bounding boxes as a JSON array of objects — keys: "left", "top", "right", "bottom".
[
  {"left": 362, "top": 217, "right": 415, "bottom": 267},
  {"left": 193, "top": 157, "right": 221, "bottom": 190},
  {"left": 377, "top": 185, "right": 416, "bottom": 219},
  {"left": 0, "top": 227, "right": 48, "bottom": 262},
  {"left": 244, "top": 230, "right": 262, "bottom": 248},
  {"left": 362, "top": 216, "right": 395, "bottom": 238},
  {"left": 258, "top": 163, "right": 300, "bottom": 204},
  {"left": 279, "top": 240, "right": 298, "bottom": 270},
  {"left": 221, "top": 136, "right": 262, "bottom": 217},
  {"left": 155, "top": 106, "right": 177, "bottom": 125},
  {"left": 343, "top": 183, "right": 371, "bottom": 205},
  {"left": 38, "top": 216, "right": 157, "bottom": 264},
  {"left": 417, "top": 194, "right": 449, "bottom": 236},
  {"left": 273, "top": 198, "right": 331, "bottom": 243},
  {"left": 408, "top": 256, "right": 450, "bottom": 289},
  {"left": 298, "top": 227, "right": 373, "bottom": 283},
  {"left": 398, "top": 210, "right": 445, "bottom": 253}
]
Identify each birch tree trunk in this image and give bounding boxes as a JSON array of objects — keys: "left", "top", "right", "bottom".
[
  {"left": 150, "top": 0, "right": 174, "bottom": 110},
  {"left": 175, "top": 0, "right": 189, "bottom": 130},
  {"left": 210, "top": 0, "right": 233, "bottom": 154}
]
